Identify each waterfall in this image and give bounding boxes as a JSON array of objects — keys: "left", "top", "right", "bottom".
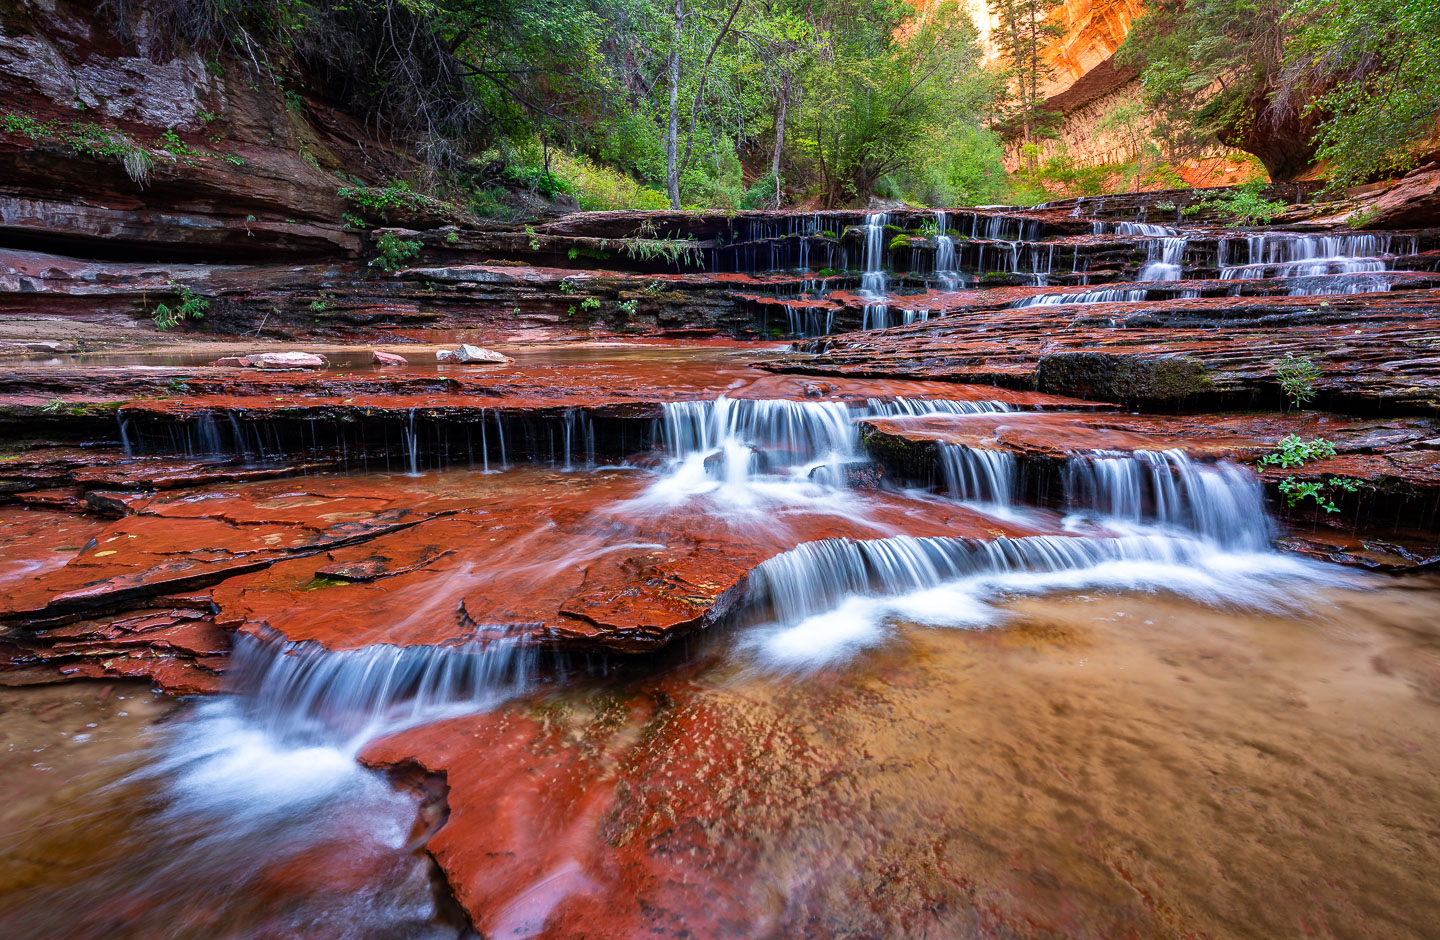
[
  {"left": 1012, "top": 287, "right": 1151, "bottom": 307},
  {"left": 933, "top": 210, "right": 960, "bottom": 290},
  {"left": 228, "top": 633, "right": 539, "bottom": 753},
  {"left": 859, "top": 212, "right": 888, "bottom": 327},
  {"left": 644, "top": 396, "right": 1012, "bottom": 502},
  {"left": 1138, "top": 237, "right": 1187, "bottom": 282},
  {"left": 1062, "top": 450, "right": 1269, "bottom": 550},
  {"left": 939, "top": 444, "right": 1015, "bottom": 505},
  {"left": 1218, "top": 233, "right": 1412, "bottom": 293},
  {"left": 403, "top": 408, "right": 420, "bottom": 475},
  {"left": 743, "top": 529, "right": 1343, "bottom": 666}
]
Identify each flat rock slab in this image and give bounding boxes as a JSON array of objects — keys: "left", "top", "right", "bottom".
[
  {"left": 3, "top": 468, "right": 1057, "bottom": 663},
  {"left": 860, "top": 411, "right": 1439, "bottom": 466},
  {"left": 768, "top": 288, "right": 1440, "bottom": 414}
]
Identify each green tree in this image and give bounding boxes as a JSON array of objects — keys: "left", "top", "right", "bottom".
[
  {"left": 795, "top": 0, "right": 987, "bottom": 206},
  {"left": 986, "top": 0, "right": 1063, "bottom": 164},
  {"left": 1283, "top": 0, "right": 1440, "bottom": 188}
]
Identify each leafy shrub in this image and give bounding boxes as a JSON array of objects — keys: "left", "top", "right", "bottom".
[
  {"left": 546, "top": 151, "right": 668, "bottom": 211},
  {"left": 616, "top": 299, "right": 638, "bottom": 318},
  {"left": 372, "top": 232, "right": 423, "bottom": 272},
  {"left": 1273, "top": 353, "right": 1322, "bottom": 409},
  {"left": 1258, "top": 434, "right": 1357, "bottom": 512},
  {"left": 339, "top": 182, "right": 458, "bottom": 221},
  {"left": 737, "top": 172, "right": 781, "bottom": 210},
  {"left": 1259, "top": 434, "right": 1335, "bottom": 469},
  {"left": 1275, "top": 475, "right": 1359, "bottom": 513},
  {"left": 1194, "top": 181, "right": 1288, "bottom": 227},
  {"left": 152, "top": 282, "right": 209, "bottom": 330},
  {"left": 502, "top": 164, "right": 573, "bottom": 199}
]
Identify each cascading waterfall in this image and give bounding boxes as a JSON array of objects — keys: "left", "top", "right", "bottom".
[
  {"left": 939, "top": 443, "right": 1015, "bottom": 505},
  {"left": 932, "top": 210, "right": 961, "bottom": 291},
  {"left": 1062, "top": 449, "right": 1270, "bottom": 550},
  {"left": 645, "top": 396, "right": 1012, "bottom": 499},
  {"left": 227, "top": 633, "right": 540, "bottom": 753},
  {"left": 859, "top": 212, "right": 889, "bottom": 329},
  {"left": 1219, "top": 233, "right": 1413, "bottom": 293},
  {"left": 1012, "top": 287, "right": 1152, "bottom": 307},
  {"left": 743, "top": 531, "right": 1341, "bottom": 665}
]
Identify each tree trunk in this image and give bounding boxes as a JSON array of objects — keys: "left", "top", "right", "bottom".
[
  {"left": 665, "top": 0, "right": 684, "bottom": 209},
  {"left": 771, "top": 77, "right": 789, "bottom": 206}
]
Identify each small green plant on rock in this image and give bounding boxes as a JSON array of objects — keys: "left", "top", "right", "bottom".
[
  {"left": 616, "top": 299, "right": 638, "bottom": 318},
  {"left": 642, "top": 281, "right": 666, "bottom": 296},
  {"left": 152, "top": 282, "right": 209, "bottom": 330},
  {"left": 372, "top": 232, "right": 422, "bottom": 273},
  {"left": 445, "top": 231, "right": 460, "bottom": 245},
  {"left": 1273, "top": 353, "right": 1322, "bottom": 410},
  {"left": 558, "top": 279, "right": 578, "bottom": 295},
  {"left": 1193, "top": 181, "right": 1289, "bottom": 227},
  {"left": 1259, "top": 434, "right": 1335, "bottom": 469},
  {"left": 1276, "top": 475, "right": 1359, "bottom": 513},
  {"left": 579, "top": 297, "right": 601, "bottom": 312},
  {"left": 1346, "top": 206, "right": 1380, "bottom": 230},
  {"left": 1258, "top": 434, "right": 1359, "bottom": 513}
]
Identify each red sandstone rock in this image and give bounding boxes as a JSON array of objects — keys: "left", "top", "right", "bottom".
[
  {"left": 436, "top": 344, "right": 512, "bottom": 364},
  {"left": 1362, "top": 166, "right": 1440, "bottom": 229},
  {"left": 212, "top": 356, "right": 250, "bottom": 367},
  {"left": 246, "top": 352, "right": 327, "bottom": 370},
  {"left": 371, "top": 350, "right": 408, "bottom": 366}
]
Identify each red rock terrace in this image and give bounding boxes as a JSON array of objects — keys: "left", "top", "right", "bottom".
[{"left": 4, "top": 7, "right": 1440, "bottom": 936}]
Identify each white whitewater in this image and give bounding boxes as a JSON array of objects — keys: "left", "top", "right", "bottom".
[
  {"left": 639, "top": 396, "right": 1012, "bottom": 510},
  {"left": 1219, "top": 233, "right": 1414, "bottom": 294},
  {"left": 745, "top": 531, "right": 1347, "bottom": 667},
  {"left": 938, "top": 443, "right": 1015, "bottom": 506},
  {"left": 1061, "top": 449, "right": 1270, "bottom": 550},
  {"left": 933, "top": 210, "right": 961, "bottom": 291},
  {"left": 859, "top": 212, "right": 889, "bottom": 329}
]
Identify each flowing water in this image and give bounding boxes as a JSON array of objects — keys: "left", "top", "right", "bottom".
[{"left": 4, "top": 341, "right": 1440, "bottom": 937}]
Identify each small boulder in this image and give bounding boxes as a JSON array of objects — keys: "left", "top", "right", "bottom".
[
  {"left": 436, "top": 344, "right": 512, "bottom": 364},
  {"left": 212, "top": 356, "right": 250, "bottom": 367},
  {"left": 247, "top": 352, "right": 327, "bottom": 370},
  {"left": 372, "top": 350, "right": 408, "bottom": 366}
]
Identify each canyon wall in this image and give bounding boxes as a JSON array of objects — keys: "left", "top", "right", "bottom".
[{"left": 957, "top": 0, "right": 1242, "bottom": 175}]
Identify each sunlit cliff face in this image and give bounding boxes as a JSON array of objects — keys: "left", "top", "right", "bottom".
[{"left": 911, "top": 0, "right": 1144, "bottom": 99}]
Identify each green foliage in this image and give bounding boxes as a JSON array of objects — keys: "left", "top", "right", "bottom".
[
  {"left": 2, "top": 112, "right": 155, "bottom": 185},
  {"left": 796, "top": 0, "right": 991, "bottom": 205},
  {"left": 152, "top": 282, "right": 209, "bottom": 330},
  {"left": 616, "top": 236, "right": 702, "bottom": 268},
  {"left": 643, "top": 281, "right": 666, "bottom": 296},
  {"left": 1259, "top": 434, "right": 1336, "bottom": 470},
  {"left": 339, "top": 182, "right": 457, "bottom": 221},
  {"left": 546, "top": 151, "right": 668, "bottom": 211},
  {"left": 1346, "top": 206, "right": 1380, "bottom": 230},
  {"left": 503, "top": 164, "right": 573, "bottom": 199},
  {"left": 616, "top": 299, "right": 639, "bottom": 318},
  {"left": 1273, "top": 352, "right": 1323, "bottom": 408},
  {"left": 1194, "top": 180, "right": 1290, "bottom": 226},
  {"left": 579, "top": 296, "right": 601, "bottom": 311},
  {"left": 987, "top": 0, "right": 1065, "bottom": 153},
  {"left": 1121, "top": 0, "right": 1440, "bottom": 186},
  {"left": 901, "top": 124, "right": 1011, "bottom": 206},
  {"left": 558, "top": 279, "right": 578, "bottom": 295},
  {"left": 372, "top": 232, "right": 423, "bottom": 272},
  {"left": 1275, "top": 474, "right": 1359, "bottom": 512},
  {"left": 159, "top": 129, "right": 203, "bottom": 164},
  {"left": 1286, "top": 0, "right": 1440, "bottom": 188},
  {"left": 1259, "top": 433, "right": 1357, "bottom": 512}
]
